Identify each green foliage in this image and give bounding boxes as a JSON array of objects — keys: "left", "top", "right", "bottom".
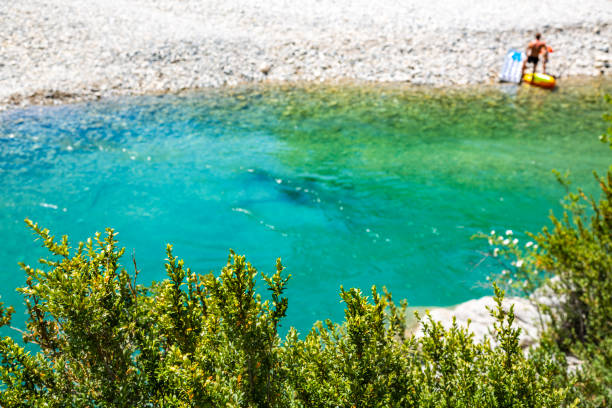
[
  {"left": 536, "top": 171, "right": 612, "bottom": 346},
  {"left": 282, "top": 286, "right": 418, "bottom": 407},
  {"left": 0, "top": 221, "right": 570, "bottom": 407},
  {"left": 413, "top": 284, "right": 567, "bottom": 408}
]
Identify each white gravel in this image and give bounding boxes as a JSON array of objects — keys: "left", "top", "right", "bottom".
[{"left": 1, "top": 0, "right": 611, "bottom": 109}]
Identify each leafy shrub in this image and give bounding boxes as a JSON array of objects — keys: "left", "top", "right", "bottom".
[{"left": 0, "top": 221, "right": 569, "bottom": 407}]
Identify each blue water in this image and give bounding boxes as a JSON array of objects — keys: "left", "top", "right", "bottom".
[{"left": 0, "top": 80, "right": 610, "bottom": 334}]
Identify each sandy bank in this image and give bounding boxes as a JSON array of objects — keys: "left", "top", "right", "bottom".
[{"left": 1, "top": 0, "right": 611, "bottom": 110}]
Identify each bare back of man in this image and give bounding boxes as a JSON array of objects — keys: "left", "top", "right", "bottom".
[{"left": 527, "top": 40, "right": 546, "bottom": 58}]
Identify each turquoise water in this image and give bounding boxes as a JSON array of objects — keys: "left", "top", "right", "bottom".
[{"left": 0, "top": 80, "right": 610, "bottom": 334}]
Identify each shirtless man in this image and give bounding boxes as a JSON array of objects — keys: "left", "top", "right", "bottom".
[{"left": 520, "top": 33, "right": 549, "bottom": 81}]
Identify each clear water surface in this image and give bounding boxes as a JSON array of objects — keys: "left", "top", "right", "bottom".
[{"left": 0, "top": 79, "right": 610, "bottom": 334}]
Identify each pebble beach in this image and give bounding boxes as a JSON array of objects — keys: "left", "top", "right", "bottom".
[{"left": 1, "top": 0, "right": 611, "bottom": 110}]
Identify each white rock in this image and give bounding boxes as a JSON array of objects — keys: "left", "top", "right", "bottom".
[{"left": 259, "top": 63, "right": 272, "bottom": 75}]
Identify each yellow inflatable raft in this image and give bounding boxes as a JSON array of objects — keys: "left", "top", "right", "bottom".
[{"left": 523, "top": 73, "right": 556, "bottom": 89}]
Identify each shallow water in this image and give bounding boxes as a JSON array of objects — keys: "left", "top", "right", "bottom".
[{"left": 0, "top": 79, "right": 610, "bottom": 334}]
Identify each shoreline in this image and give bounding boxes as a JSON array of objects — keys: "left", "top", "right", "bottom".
[
  {"left": 2, "top": 0, "right": 611, "bottom": 111},
  {"left": 3, "top": 75, "right": 611, "bottom": 114}
]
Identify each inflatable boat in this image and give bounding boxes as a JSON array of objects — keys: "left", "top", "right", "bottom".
[{"left": 522, "top": 73, "right": 556, "bottom": 89}]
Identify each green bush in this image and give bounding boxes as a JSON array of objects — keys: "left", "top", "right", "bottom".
[{"left": 0, "top": 220, "right": 570, "bottom": 407}]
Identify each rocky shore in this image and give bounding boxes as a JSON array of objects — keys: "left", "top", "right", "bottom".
[{"left": 1, "top": 0, "right": 611, "bottom": 110}]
